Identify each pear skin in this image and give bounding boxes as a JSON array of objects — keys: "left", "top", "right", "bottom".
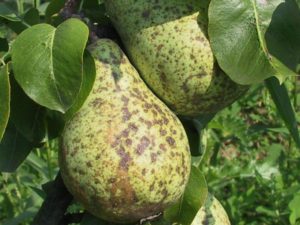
[
  {"left": 59, "top": 39, "right": 191, "bottom": 223},
  {"left": 192, "top": 194, "right": 231, "bottom": 225},
  {"left": 104, "top": 0, "right": 248, "bottom": 116}
]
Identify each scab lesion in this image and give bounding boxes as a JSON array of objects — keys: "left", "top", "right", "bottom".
[
  {"left": 166, "top": 136, "right": 176, "bottom": 146},
  {"left": 86, "top": 161, "right": 93, "bottom": 168}
]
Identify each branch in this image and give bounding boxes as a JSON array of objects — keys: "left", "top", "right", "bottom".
[
  {"left": 32, "top": 172, "right": 73, "bottom": 225},
  {"left": 59, "top": 0, "right": 79, "bottom": 20}
]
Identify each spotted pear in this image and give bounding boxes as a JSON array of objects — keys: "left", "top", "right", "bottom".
[
  {"left": 192, "top": 194, "right": 231, "bottom": 225},
  {"left": 104, "top": 0, "right": 248, "bottom": 116},
  {"left": 59, "top": 39, "right": 191, "bottom": 223}
]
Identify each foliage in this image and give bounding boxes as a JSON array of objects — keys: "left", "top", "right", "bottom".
[{"left": 0, "top": 0, "right": 299, "bottom": 225}]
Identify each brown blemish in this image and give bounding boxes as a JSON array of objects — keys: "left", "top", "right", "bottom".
[
  {"left": 151, "top": 153, "right": 157, "bottom": 163},
  {"left": 153, "top": 103, "right": 164, "bottom": 115},
  {"left": 86, "top": 161, "right": 92, "bottom": 168},
  {"left": 125, "top": 139, "right": 132, "bottom": 146},
  {"left": 161, "top": 189, "right": 168, "bottom": 198},
  {"left": 159, "top": 144, "right": 167, "bottom": 151},
  {"left": 121, "top": 129, "right": 129, "bottom": 138},
  {"left": 89, "top": 98, "right": 103, "bottom": 107},
  {"left": 108, "top": 178, "right": 116, "bottom": 183},
  {"left": 121, "top": 95, "right": 129, "bottom": 104},
  {"left": 110, "top": 170, "right": 138, "bottom": 207},
  {"left": 166, "top": 136, "right": 176, "bottom": 146},
  {"left": 159, "top": 181, "right": 163, "bottom": 187},
  {"left": 144, "top": 103, "right": 152, "bottom": 109},
  {"left": 70, "top": 147, "right": 79, "bottom": 157},
  {"left": 157, "top": 44, "right": 164, "bottom": 51},
  {"left": 160, "top": 129, "right": 167, "bottom": 136},
  {"left": 139, "top": 117, "right": 153, "bottom": 129},
  {"left": 117, "top": 147, "right": 132, "bottom": 170},
  {"left": 151, "top": 109, "right": 158, "bottom": 116},
  {"left": 128, "top": 123, "right": 138, "bottom": 132},
  {"left": 78, "top": 169, "right": 85, "bottom": 175},
  {"left": 149, "top": 183, "right": 155, "bottom": 191},
  {"left": 120, "top": 57, "right": 126, "bottom": 64},
  {"left": 122, "top": 107, "right": 132, "bottom": 121},
  {"left": 136, "top": 136, "right": 151, "bottom": 155}
]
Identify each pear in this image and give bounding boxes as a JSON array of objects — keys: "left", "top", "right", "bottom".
[
  {"left": 59, "top": 39, "right": 191, "bottom": 223},
  {"left": 192, "top": 194, "right": 231, "bottom": 225},
  {"left": 104, "top": 0, "right": 248, "bottom": 116}
]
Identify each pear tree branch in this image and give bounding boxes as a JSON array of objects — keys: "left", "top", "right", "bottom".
[{"left": 32, "top": 172, "right": 74, "bottom": 225}]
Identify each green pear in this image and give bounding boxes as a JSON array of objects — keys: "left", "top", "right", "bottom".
[
  {"left": 192, "top": 194, "right": 231, "bottom": 225},
  {"left": 104, "top": 0, "right": 248, "bottom": 116},
  {"left": 59, "top": 39, "right": 191, "bottom": 223}
]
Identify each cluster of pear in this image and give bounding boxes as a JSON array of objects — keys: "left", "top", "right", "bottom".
[{"left": 59, "top": 0, "right": 241, "bottom": 224}]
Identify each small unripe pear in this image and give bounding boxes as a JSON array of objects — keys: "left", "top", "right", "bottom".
[
  {"left": 104, "top": 0, "right": 247, "bottom": 116},
  {"left": 192, "top": 194, "right": 231, "bottom": 225},
  {"left": 59, "top": 39, "right": 191, "bottom": 223}
]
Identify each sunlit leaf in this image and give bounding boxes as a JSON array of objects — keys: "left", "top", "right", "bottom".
[
  {"left": 265, "top": 77, "right": 300, "bottom": 147},
  {"left": 11, "top": 18, "right": 89, "bottom": 112},
  {"left": 289, "top": 192, "right": 300, "bottom": 224},
  {"left": 164, "top": 166, "right": 208, "bottom": 225},
  {"left": 64, "top": 50, "right": 96, "bottom": 121},
  {"left": 0, "top": 64, "right": 10, "bottom": 141},
  {"left": 0, "top": 2, "right": 21, "bottom": 22},
  {"left": 209, "top": 0, "right": 299, "bottom": 85}
]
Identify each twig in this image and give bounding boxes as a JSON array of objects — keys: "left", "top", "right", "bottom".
[
  {"left": 59, "top": 0, "right": 79, "bottom": 20},
  {"left": 58, "top": 0, "right": 119, "bottom": 43},
  {"left": 32, "top": 172, "right": 73, "bottom": 225}
]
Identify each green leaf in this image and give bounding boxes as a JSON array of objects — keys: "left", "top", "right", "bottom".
[
  {"left": 3, "top": 207, "right": 37, "bottom": 225},
  {"left": 45, "top": 0, "right": 67, "bottom": 23},
  {"left": 45, "top": 110, "right": 65, "bottom": 140},
  {"left": 180, "top": 114, "right": 215, "bottom": 157},
  {"left": 0, "top": 2, "right": 21, "bottom": 22},
  {"left": 64, "top": 50, "right": 96, "bottom": 121},
  {"left": 82, "top": 1, "right": 109, "bottom": 25},
  {"left": 208, "top": 0, "right": 298, "bottom": 85},
  {"left": 0, "top": 64, "right": 10, "bottom": 141},
  {"left": 0, "top": 121, "right": 34, "bottom": 172},
  {"left": 289, "top": 192, "right": 300, "bottom": 224},
  {"left": 11, "top": 18, "right": 89, "bottom": 113},
  {"left": 265, "top": 77, "right": 300, "bottom": 147},
  {"left": 255, "top": 147, "right": 281, "bottom": 180},
  {"left": 23, "top": 7, "right": 40, "bottom": 25},
  {"left": 179, "top": 114, "right": 215, "bottom": 156},
  {"left": 164, "top": 166, "right": 208, "bottom": 225},
  {"left": 0, "top": 38, "right": 9, "bottom": 52},
  {"left": 1, "top": 6, "right": 39, "bottom": 34},
  {"left": 256, "top": 206, "right": 277, "bottom": 217},
  {"left": 38, "top": 2, "right": 50, "bottom": 16},
  {"left": 10, "top": 77, "right": 47, "bottom": 144},
  {"left": 180, "top": 118, "right": 201, "bottom": 156},
  {"left": 265, "top": 0, "right": 300, "bottom": 74}
]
